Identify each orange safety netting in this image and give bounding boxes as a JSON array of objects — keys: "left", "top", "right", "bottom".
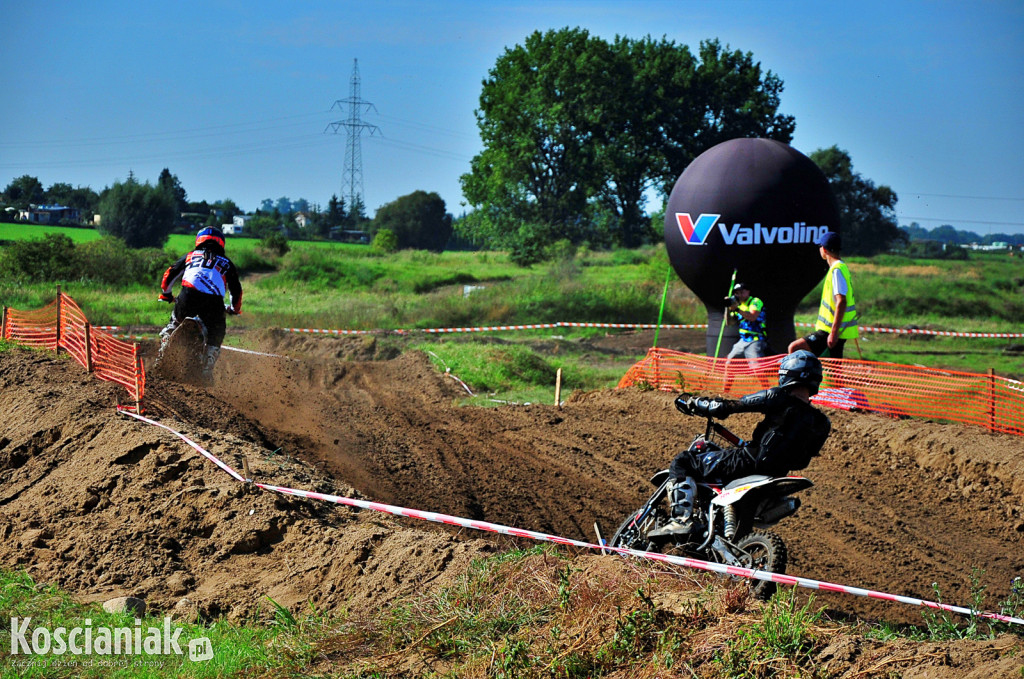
[
  {"left": 617, "top": 348, "right": 1024, "bottom": 437},
  {"left": 2, "top": 292, "right": 144, "bottom": 410}
]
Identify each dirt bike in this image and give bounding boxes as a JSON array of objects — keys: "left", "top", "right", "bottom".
[
  {"left": 608, "top": 412, "right": 812, "bottom": 599},
  {"left": 154, "top": 296, "right": 235, "bottom": 385}
]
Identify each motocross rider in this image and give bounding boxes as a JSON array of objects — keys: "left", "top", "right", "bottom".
[
  {"left": 157, "top": 226, "right": 242, "bottom": 380},
  {"left": 649, "top": 350, "right": 832, "bottom": 539}
]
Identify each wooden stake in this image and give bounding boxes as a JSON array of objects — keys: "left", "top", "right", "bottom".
[
  {"left": 1, "top": 306, "right": 7, "bottom": 340},
  {"left": 242, "top": 456, "right": 252, "bottom": 483},
  {"left": 84, "top": 323, "right": 93, "bottom": 372},
  {"left": 554, "top": 367, "right": 563, "bottom": 408}
]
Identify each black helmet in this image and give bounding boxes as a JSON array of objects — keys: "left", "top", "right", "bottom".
[
  {"left": 196, "top": 226, "right": 225, "bottom": 249},
  {"left": 778, "top": 350, "right": 823, "bottom": 395}
]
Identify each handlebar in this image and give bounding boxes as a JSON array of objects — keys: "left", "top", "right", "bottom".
[{"left": 676, "top": 393, "right": 743, "bottom": 447}]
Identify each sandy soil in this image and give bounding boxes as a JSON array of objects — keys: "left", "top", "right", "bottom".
[{"left": 2, "top": 328, "right": 1022, "bottom": 675}]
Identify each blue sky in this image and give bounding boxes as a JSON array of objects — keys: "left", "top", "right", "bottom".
[{"left": 3, "top": 0, "right": 1022, "bottom": 235}]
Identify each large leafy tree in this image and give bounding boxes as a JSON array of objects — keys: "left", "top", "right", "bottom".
[
  {"left": 462, "top": 28, "right": 616, "bottom": 246},
  {"left": 97, "top": 176, "right": 177, "bottom": 248},
  {"left": 3, "top": 175, "right": 46, "bottom": 208},
  {"left": 810, "top": 146, "right": 903, "bottom": 256},
  {"left": 372, "top": 190, "right": 453, "bottom": 251},
  {"left": 460, "top": 30, "right": 797, "bottom": 254}
]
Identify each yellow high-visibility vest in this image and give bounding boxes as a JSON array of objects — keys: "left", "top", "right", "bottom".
[{"left": 815, "top": 260, "right": 859, "bottom": 339}]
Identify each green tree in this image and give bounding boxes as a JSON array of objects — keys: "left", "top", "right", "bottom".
[
  {"left": 372, "top": 191, "right": 453, "bottom": 251},
  {"left": 213, "top": 199, "right": 241, "bottom": 222},
  {"left": 810, "top": 146, "right": 904, "bottom": 256},
  {"left": 347, "top": 195, "right": 369, "bottom": 227},
  {"left": 96, "top": 177, "right": 177, "bottom": 248},
  {"left": 680, "top": 39, "right": 795, "bottom": 182},
  {"left": 462, "top": 28, "right": 613, "bottom": 242},
  {"left": 157, "top": 168, "right": 189, "bottom": 215},
  {"left": 43, "top": 183, "right": 98, "bottom": 217},
  {"left": 3, "top": 175, "right": 45, "bottom": 208},
  {"left": 461, "top": 30, "right": 797, "bottom": 252},
  {"left": 326, "top": 194, "right": 347, "bottom": 228},
  {"left": 245, "top": 214, "right": 281, "bottom": 239}
]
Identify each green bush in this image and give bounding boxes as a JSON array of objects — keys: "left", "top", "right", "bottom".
[
  {"left": 0, "top": 233, "right": 77, "bottom": 281},
  {"left": 0, "top": 234, "right": 173, "bottom": 285},
  {"left": 372, "top": 228, "right": 398, "bottom": 253},
  {"left": 260, "top": 232, "right": 290, "bottom": 257}
]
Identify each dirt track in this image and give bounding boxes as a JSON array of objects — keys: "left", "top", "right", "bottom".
[{"left": 2, "top": 329, "right": 1023, "bottom": 634}]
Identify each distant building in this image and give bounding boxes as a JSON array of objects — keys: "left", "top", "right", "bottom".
[
  {"left": 966, "top": 241, "right": 1011, "bottom": 251},
  {"left": 18, "top": 204, "right": 81, "bottom": 224},
  {"left": 330, "top": 227, "right": 370, "bottom": 243},
  {"left": 223, "top": 214, "right": 252, "bottom": 235},
  {"left": 294, "top": 212, "right": 310, "bottom": 229}
]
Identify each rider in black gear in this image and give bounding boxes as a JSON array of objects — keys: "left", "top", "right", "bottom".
[
  {"left": 157, "top": 227, "right": 242, "bottom": 380},
  {"left": 650, "top": 350, "right": 832, "bottom": 538}
]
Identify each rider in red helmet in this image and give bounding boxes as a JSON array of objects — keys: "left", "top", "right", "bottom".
[{"left": 157, "top": 226, "right": 242, "bottom": 380}]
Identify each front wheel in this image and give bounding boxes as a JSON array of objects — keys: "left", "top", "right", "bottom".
[
  {"left": 609, "top": 506, "right": 668, "bottom": 552},
  {"left": 734, "top": 531, "right": 787, "bottom": 599}
]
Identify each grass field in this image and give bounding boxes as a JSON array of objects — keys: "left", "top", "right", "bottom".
[{"left": 1, "top": 223, "right": 1021, "bottom": 382}]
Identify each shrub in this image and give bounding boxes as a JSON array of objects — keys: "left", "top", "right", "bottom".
[
  {"left": 1, "top": 234, "right": 78, "bottom": 281},
  {"left": 260, "top": 232, "right": 290, "bottom": 257},
  {"left": 372, "top": 228, "right": 398, "bottom": 253}
]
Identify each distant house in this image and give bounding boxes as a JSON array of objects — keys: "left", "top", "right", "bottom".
[
  {"left": 223, "top": 214, "right": 251, "bottom": 235},
  {"left": 293, "top": 212, "right": 310, "bottom": 229},
  {"left": 18, "top": 204, "right": 81, "bottom": 224}
]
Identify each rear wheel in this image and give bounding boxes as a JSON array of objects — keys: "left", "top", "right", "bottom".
[{"left": 734, "top": 531, "right": 787, "bottom": 599}]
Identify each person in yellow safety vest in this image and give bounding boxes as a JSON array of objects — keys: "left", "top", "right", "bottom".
[{"left": 788, "top": 231, "right": 858, "bottom": 359}]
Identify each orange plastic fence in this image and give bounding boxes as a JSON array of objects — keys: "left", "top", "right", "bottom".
[
  {"left": 2, "top": 292, "right": 144, "bottom": 410},
  {"left": 617, "top": 348, "right": 1024, "bottom": 437}
]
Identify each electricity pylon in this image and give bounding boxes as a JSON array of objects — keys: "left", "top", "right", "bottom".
[{"left": 326, "top": 58, "right": 380, "bottom": 215}]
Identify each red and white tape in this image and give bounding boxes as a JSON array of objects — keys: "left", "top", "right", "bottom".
[
  {"left": 116, "top": 407, "right": 1024, "bottom": 627},
  {"left": 95, "top": 322, "right": 1024, "bottom": 339}
]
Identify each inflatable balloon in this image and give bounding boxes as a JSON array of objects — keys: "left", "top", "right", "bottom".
[{"left": 664, "top": 138, "right": 840, "bottom": 356}]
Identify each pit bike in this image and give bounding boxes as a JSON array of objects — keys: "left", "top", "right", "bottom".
[{"left": 608, "top": 408, "right": 812, "bottom": 599}]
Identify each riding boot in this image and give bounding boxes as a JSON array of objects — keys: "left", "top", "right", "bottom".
[
  {"left": 156, "top": 316, "right": 179, "bottom": 363},
  {"left": 648, "top": 476, "right": 698, "bottom": 538},
  {"left": 201, "top": 345, "right": 220, "bottom": 383}
]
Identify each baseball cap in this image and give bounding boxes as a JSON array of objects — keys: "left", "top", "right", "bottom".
[
  {"left": 815, "top": 231, "right": 841, "bottom": 252},
  {"left": 733, "top": 282, "right": 749, "bottom": 292}
]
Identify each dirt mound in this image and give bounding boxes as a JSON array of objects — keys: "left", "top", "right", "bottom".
[
  {"left": 0, "top": 349, "right": 495, "bottom": 623},
  {"left": 3, "top": 329, "right": 1023, "bottom": 638}
]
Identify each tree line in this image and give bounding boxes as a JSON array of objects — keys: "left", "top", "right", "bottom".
[{"left": 4, "top": 28, "right": 907, "bottom": 260}]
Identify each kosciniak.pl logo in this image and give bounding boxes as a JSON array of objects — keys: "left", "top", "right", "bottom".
[
  {"left": 8, "top": 617, "right": 213, "bottom": 663},
  {"left": 675, "top": 213, "right": 830, "bottom": 246}
]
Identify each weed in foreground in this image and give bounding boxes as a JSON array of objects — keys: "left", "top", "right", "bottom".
[
  {"left": 921, "top": 570, "right": 1024, "bottom": 641},
  {"left": 715, "top": 587, "right": 826, "bottom": 678}
]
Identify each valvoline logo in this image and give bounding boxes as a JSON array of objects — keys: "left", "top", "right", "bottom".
[
  {"left": 675, "top": 213, "right": 829, "bottom": 246},
  {"left": 675, "top": 213, "right": 720, "bottom": 245}
]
